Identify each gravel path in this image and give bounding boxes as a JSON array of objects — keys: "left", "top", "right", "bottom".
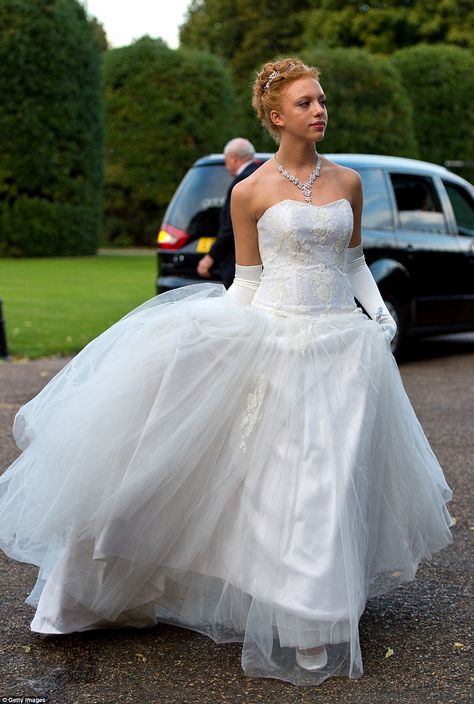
[{"left": 0, "top": 335, "right": 472, "bottom": 703}]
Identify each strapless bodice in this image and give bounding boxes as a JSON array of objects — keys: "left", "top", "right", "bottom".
[{"left": 251, "top": 198, "right": 357, "bottom": 317}]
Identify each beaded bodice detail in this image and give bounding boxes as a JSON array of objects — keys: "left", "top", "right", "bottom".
[{"left": 252, "top": 198, "right": 357, "bottom": 316}]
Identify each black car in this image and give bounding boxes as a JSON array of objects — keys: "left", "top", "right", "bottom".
[{"left": 157, "top": 153, "right": 474, "bottom": 356}]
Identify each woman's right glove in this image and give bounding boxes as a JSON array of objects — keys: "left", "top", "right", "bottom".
[
  {"left": 226, "top": 263, "right": 262, "bottom": 305},
  {"left": 345, "top": 243, "right": 397, "bottom": 342}
]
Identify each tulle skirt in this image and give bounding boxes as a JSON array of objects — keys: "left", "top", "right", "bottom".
[{"left": 0, "top": 283, "right": 452, "bottom": 686}]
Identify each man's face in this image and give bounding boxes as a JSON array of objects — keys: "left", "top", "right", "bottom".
[{"left": 224, "top": 152, "right": 239, "bottom": 176}]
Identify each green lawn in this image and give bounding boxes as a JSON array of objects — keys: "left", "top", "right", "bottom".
[{"left": 0, "top": 255, "right": 157, "bottom": 359}]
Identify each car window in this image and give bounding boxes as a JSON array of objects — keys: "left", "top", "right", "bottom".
[
  {"left": 442, "top": 181, "right": 474, "bottom": 237},
  {"left": 389, "top": 173, "right": 448, "bottom": 233},
  {"left": 165, "top": 164, "right": 232, "bottom": 238},
  {"left": 357, "top": 168, "right": 394, "bottom": 229}
]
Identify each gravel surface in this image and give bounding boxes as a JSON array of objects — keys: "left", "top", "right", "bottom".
[{"left": 0, "top": 335, "right": 472, "bottom": 704}]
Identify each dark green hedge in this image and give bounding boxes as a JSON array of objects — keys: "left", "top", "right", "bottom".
[
  {"left": 391, "top": 44, "right": 474, "bottom": 183},
  {"left": 0, "top": 0, "right": 103, "bottom": 257},
  {"left": 235, "top": 77, "right": 276, "bottom": 153},
  {"left": 103, "top": 39, "right": 237, "bottom": 246},
  {"left": 301, "top": 47, "right": 418, "bottom": 157},
  {"left": 1, "top": 196, "right": 101, "bottom": 257}
]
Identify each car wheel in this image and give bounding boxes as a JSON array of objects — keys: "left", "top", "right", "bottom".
[{"left": 381, "top": 291, "right": 406, "bottom": 358}]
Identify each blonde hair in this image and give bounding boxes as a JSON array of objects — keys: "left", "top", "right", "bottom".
[{"left": 252, "top": 58, "right": 321, "bottom": 143}]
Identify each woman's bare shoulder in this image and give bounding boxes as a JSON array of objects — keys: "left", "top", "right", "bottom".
[
  {"left": 320, "top": 157, "right": 362, "bottom": 205},
  {"left": 232, "top": 160, "right": 276, "bottom": 210},
  {"left": 321, "top": 157, "right": 362, "bottom": 187},
  {"left": 232, "top": 175, "right": 252, "bottom": 199}
]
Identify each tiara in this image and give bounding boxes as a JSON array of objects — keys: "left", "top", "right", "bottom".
[
  {"left": 264, "top": 70, "right": 279, "bottom": 92},
  {"left": 263, "top": 63, "right": 295, "bottom": 92}
]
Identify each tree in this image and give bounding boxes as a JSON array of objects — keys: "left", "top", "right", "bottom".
[
  {"left": 103, "top": 38, "right": 237, "bottom": 246},
  {"left": 180, "top": 0, "right": 309, "bottom": 82},
  {"left": 301, "top": 0, "right": 474, "bottom": 55},
  {"left": 180, "top": 0, "right": 244, "bottom": 61},
  {"left": 0, "top": 0, "right": 103, "bottom": 257},
  {"left": 391, "top": 44, "right": 474, "bottom": 182},
  {"left": 235, "top": 78, "right": 277, "bottom": 153},
  {"left": 88, "top": 15, "right": 109, "bottom": 51},
  {"left": 180, "top": 0, "right": 474, "bottom": 83}
]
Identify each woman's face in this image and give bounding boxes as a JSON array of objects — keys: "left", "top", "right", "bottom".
[{"left": 271, "top": 77, "right": 328, "bottom": 142}]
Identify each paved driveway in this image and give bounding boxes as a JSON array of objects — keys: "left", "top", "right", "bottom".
[{"left": 0, "top": 335, "right": 472, "bottom": 703}]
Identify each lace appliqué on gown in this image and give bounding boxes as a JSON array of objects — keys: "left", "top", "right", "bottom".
[
  {"left": 260, "top": 202, "right": 313, "bottom": 312},
  {"left": 312, "top": 265, "right": 355, "bottom": 313},
  {"left": 253, "top": 199, "right": 356, "bottom": 318},
  {"left": 239, "top": 375, "right": 269, "bottom": 452},
  {"left": 306, "top": 205, "right": 338, "bottom": 246}
]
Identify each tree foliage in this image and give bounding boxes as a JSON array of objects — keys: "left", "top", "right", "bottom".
[
  {"left": 391, "top": 44, "right": 474, "bottom": 182},
  {"left": 180, "top": 1, "right": 308, "bottom": 83},
  {"left": 301, "top": 0, "right": 474, "bottom": 55},
  {"left": 181, "top": 0, "right": 474, "bottom": 82},
  {"left": 235, "top": 79, "right": 277, "bottom": 153},
  {"left": 0, "top": 0, "right": 103, "bottom": 257},
  {"left": 88, "top": 15, "right": 109, "bottom": 52},
  {"left": 103, "top": 38, "right": 237, "bottom": 246}
]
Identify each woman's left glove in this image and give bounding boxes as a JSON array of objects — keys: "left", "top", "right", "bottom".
[
  {"left": 374, "top": 306, "right": 397, "bottom": 343},
  {"left": 346, "top": 243, "right": 397, "bottom": 342}
]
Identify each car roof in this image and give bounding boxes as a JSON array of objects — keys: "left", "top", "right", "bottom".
[
  {"left": 194, "top": 153, "right": 472, "bottom": 189},
  {"left": 194, "top": 153, "right": 273, "bottom": 166},
  {"left": 326, "top": 154, "right": 473, "bottom": 190}
]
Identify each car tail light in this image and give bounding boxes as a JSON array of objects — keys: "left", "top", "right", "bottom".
[{"left": 157, "top": 223, "right": 190, "bottom": 249}]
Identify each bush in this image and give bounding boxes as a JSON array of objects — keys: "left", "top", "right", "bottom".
[
  {"left": 0, "top": 0, "right": 103, "bottom": 257},
  {"left": 103, "top": 39, "right": 238, "bottom": 246},
  {"left": 235, "top": 77, "right": 276, "bottom": 153},
  {"left": 0, "top": 196, "right": 100, "bottom": 257},
  {"left": 301, "top": 47, "right": 418, "bottom": 157},
  {"left": 391, "top": 44, "right": 474, "bottom": 183}
]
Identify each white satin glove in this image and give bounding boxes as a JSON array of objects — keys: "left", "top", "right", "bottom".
[
  {"left": 346, "top": 243, "right": 397, "bottom": 342},
  {"left": 226, "top": 263, "right": 263, "bottom": 305}
]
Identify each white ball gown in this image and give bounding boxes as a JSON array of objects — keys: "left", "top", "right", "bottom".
[{"left": 0, "top": 198, "right": 453, "bottom": 686}]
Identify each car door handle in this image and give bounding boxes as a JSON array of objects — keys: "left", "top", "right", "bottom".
[{"left": 405, "top": 243, "right": 415, "bottom": 259}]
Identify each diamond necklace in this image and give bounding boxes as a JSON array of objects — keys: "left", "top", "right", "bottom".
[{"left": 273, "top": 150, "right": 322, "bottom": 205}]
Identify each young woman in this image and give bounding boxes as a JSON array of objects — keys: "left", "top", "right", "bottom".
[{"left": 0, "top": 58, "right": 452, "bottom": 687}]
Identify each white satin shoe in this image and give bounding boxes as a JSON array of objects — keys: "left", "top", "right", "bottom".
[{"left": 295, "top": 646, "right": 328, "bottom": 670}]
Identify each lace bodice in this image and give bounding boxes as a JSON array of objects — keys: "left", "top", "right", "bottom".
[{"left": 251, "top": 198, "right": 357, "bottom": 317}]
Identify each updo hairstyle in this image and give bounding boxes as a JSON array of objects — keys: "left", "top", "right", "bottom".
[{"left": 252, "top": 58, "right": 321, "bottom": 143}]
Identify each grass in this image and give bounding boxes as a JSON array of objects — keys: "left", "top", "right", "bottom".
[{"left": 0, "top": 255, "right": 157, "bottom": 359}]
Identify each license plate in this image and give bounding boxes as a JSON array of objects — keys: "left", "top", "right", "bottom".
[{"left": 196, "top": 237, "right": 216, "bottom": 253}]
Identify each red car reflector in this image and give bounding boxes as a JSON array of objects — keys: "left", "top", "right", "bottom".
[{"left": 157, "top": 223, "right": 190, "bottom": 249}]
